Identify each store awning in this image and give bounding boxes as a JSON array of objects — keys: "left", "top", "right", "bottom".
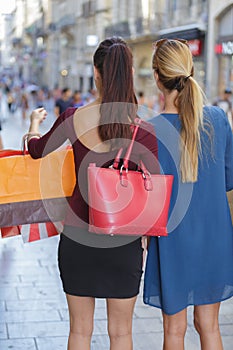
[{"left": 157, "top": 23, "right": 206, "bottom": 40}]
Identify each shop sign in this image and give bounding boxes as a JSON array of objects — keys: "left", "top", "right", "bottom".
[
  {"left": 215, "top": 41, "right": 233, "bottom": 55},
  {"left": 188, "top": 40, "right": 202, "bottom": 56}
]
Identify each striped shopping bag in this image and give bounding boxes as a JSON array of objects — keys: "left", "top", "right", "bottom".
[
  {"left": 20, "top": 222, "right": 63, "bottom": 243},
  {"left": 0, "top": 226, "right": 21, "bottom": 239},
  {"left": 0, "top": 222, "right": 63, "bottom": 242}
]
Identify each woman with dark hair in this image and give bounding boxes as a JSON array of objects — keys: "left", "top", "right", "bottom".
[
  {"left": 26, "top": 37, "right": 159, "bottom": 350},
  {"left": 144, "top": 39, "right": 233, "bottom": 350}
]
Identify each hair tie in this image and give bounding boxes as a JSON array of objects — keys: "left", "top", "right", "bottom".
[
  {"left": 110, "top": 43, "right": 125, "bottom": 49},
  {"left": 184, "top": 74, "right": 192, "bottom": 82}
]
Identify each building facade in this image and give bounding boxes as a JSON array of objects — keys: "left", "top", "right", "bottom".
[
  {"left": 207, "top": 0, "right": 233, "bottom": 101},
  {"left": 3, "top": 0, "right": 233, "bottom": 101}
]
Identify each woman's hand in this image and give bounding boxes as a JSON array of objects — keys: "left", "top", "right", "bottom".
[
  {"left": 28, "top": 108, "right": 47, "bottom": 137},
  {"left": 30, "top": 107, "right": 47, "bottom": 124}
]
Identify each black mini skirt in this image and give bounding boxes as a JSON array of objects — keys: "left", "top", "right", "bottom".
[{"left": 58, "top": 227, "right": 143, "bottom": 299}]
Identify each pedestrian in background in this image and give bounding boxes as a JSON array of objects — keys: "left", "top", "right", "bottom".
[
  {"left": 6, "top": 90, "right": 15, "bottom": 114},
  {"left": 20, "top": 92, "right": 29, "bottom": 123},
  {"left": 213, "top": 88, "right": 233, "bottom": 129},
  {"left": 144, "top": 39, "right": 233, "bottom": 350},
  {"left": 0, "top": 120, "right": 3, "bottom": 149},
  {"left": 71, "top": 90, "right": 84, "bottom": 108},
  {"left": 26, "top": 36, "right": 159, "bottom": 350},
  {"left": 54, "top": 87, "right": 73, "bottom": 117}
]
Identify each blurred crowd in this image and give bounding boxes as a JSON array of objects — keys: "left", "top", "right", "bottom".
[
  {"left": 0, "top": 72, "right": 232, "bottom": 152},
  {"left": 0, "top": 72, "right": 167, "bottom": 151}
]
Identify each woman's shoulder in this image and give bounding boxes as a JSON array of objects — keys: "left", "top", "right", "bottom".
[
  {"left": 62, "top": 107, "right": 77, "bottom": 119},
  {"left": 203, "top": 105, "right": 230, "bottom": 129},
  {"left": 138, "top": 119, "right": 155, "bottom": 132},
  {"left": 137, "top": 118, "right": 155, "bottom": 133},
  {"left": 136, "top": 119, "right": 157, "bottom": 143}
]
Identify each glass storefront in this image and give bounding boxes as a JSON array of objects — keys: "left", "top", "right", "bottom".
[
  {"left": 215, "top": 6, "right": 233, "bottom": 94},
  {"left": 218, "top": 54, "right": 233, "bottom": 93}
]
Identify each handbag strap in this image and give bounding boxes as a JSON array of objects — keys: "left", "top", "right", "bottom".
[{"left": 113, "top": 118, "right": 141, "bottom": 170}]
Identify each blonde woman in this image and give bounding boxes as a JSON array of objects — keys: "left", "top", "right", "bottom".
[{"left": 144, "top": 39, "right": 233, "bottom": 350}]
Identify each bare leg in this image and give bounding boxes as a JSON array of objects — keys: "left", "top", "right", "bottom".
[
  {"left": 66, "top": 294, "right": 95, "bottom": 350},
  {"left": 194, "top": 303, "right": 223, "bottom": 350},
  {"left": 162, "top": 308, "right": 187, "bottom": 350},
  {"left": 107, "top": 296, "right": 137, "bottom": 350}
]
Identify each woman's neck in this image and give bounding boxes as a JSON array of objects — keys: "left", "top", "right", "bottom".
[{"left": 161, "top": 89, "right": 178, "bottom": 114}]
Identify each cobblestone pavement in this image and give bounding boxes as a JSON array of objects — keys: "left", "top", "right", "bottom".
[{"left": 0, "top": 99, "right": 233, "bottom": 349}]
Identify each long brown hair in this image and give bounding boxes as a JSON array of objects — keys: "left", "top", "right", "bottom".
[
  {"left": 153, "top": 39, "right": 205, "bottom": 183},
  {"left": 93, "top": 37, "right": 138, "bottom": 149}
]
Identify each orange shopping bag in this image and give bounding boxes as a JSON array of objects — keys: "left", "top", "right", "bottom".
[{"left": 0, "top": 148, "right": 75, "bottom": 227}]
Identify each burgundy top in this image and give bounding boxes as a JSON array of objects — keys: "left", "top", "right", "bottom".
[{"left": 28, "top": 107, "right": 159, "bottom": 229}]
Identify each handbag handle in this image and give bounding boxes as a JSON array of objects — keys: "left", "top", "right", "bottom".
[
  {"left": 112, "top": 118, "right": 141, "bottom": 170},
  {"left": 111, "top": 119, "right": 153, "bottom": 191}
]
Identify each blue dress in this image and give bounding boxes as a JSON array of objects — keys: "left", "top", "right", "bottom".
[{"left": 144, "top": 106, "right": 233, "bottom": 315}]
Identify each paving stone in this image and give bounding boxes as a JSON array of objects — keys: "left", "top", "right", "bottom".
[
  {"left": 20, "top": 273, "right": 59, "bottom": 283},
  {"left": 39, "top": 259, "right": 58, "bottom": 267},
  {"left": 0, "top": 276, "right": 21, "bottom": 283},
  {"left": 135, "top": 296, "right": 146, "bottom": 307},
  {"left": 0, "top": 309, "right": 61, "bottom": 323},
  {"left": 0, "top": 324, "right": 7, "bottom": 339},
  {"left": 3, "top": 248, "right": 57, "bottom": 262},
  {"left": 0, "top": 287, "right": 18, "bottom": 300},
  {"left": 133, "top": 317, "right": 163, "bottom": 334},
  {"left": 91, "top": 334, "right": 110, "bottom": 349},
  {"left": 134, "top": 305, "right": 162, "bottom": 319},
  {"left": 32, "top": 280, "right": 62, "bottom": 288},
  {"left": 36, "top": 335, "right": 111, "bottom": 350},
  {"left": 225, "top": 314, "right": 233, "bottom": 323},
  {"left": 222, "top": 336, "right": 233, "bottom": 350},
  {"left": 185, "top": 328, "right": 199, "bottom": 348},
  {"left": 0, "top": 259, "right": 40, "bottom": 267},
  {"left": 36, "top": 336, "right": 67, "bottom": 350},
  {"left": 93, "top": 320, "right": 108, "bottom": 335},
  {"left": 95, "top": 298, "right": 106, "bottom": 308},
  {"left": 1, "top": 280, "right": 33, "bottom": 288},
  {"left": 219, "top": 299, "right": 233, "bottom": 315},
  {"left": 8, "top": 321, "right": 69, "bottom": 338},
  {"left": 133, "top": 332, "right": 163, "bottom": 350},
  {"left": 0, "top": 338, "right": 37, "bottom": 349},
  {"left": 0, "top": 301, "right": 6, "bottom": 312},
  {"left": 7, "top": 267, "right": 50, "bottom": 276},
  {"left": 17, "top": 286, "right": 65, "bottom": 300},
  {"left": 6, "top": 299, "right": 67, "bottom": 311},
  {"left": 59, "top": 307, "right": 108, "bottom": 322},
  {"left": 221, "top": 324, "right": 233, "bottom": 336}
]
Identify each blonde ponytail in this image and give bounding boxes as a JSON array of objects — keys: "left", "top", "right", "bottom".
[
  {"left": 152, "top": 39, "right": 205, "bottom": 182},
  {"left": 177, "top": 76, "right": 204, "bottom": 182}
]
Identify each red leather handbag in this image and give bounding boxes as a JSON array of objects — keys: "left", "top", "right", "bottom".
[{"left": 88, "top": 121, "right": 173, "bottom": 236}]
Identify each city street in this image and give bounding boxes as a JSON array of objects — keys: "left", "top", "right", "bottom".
[{"left": 0, "top": 102, "right": 233, "bottom": 349}]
